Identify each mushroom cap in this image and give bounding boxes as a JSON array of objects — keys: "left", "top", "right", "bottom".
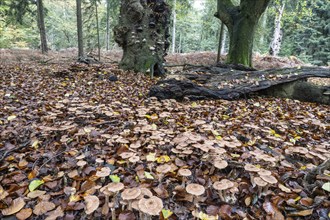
[
  {"left": 258, "top": 169, "right": 272, "bottom": 176},
  {"left": 186, "top": 183, "right": 205, "bottom": 196},
  {"left": 156, "top": 164, "right": 171, "bottom": 174},
  {"left": 253, "top": 177, "right": 268, "bottom": 187},
  {"left": 107, "top": 182, "right": 124, "bottom": 193},
  {"left": 244, "top": 164, "right": 261, "bottom": 172},
  {"left": 121, "top": 188, "right": 142, "bottom": 200},
  {"left": 96, "top": 167, "right": 111, "bottom": 177},
  {"left": 178, "top": 168, "right": 192, "bottom": 177},
  {"left": 260, "top": 175, "right": 278, "bottom": 184},
  {"left": 129, "top": 155, "right": 140, "bottom": 163},
  {"left": 214, "top": 160, "right": 228, "bottom": 169},
  {"left": 213, "top": 179, "right": 234, "bottom": 191},
  {"left": 120, "top": 152, "right": 135, "bottom": 159},
  {"left": 138, "top": 196, "right": 163, "bottom": 216}
]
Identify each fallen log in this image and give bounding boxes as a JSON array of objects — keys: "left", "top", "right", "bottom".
[{"left": 149, "top": 66, "right": 330, "bottom": 105}]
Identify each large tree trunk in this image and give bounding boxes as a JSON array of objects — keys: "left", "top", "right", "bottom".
[
  {"left": 114, "top": 0, "right": 170, "bottom": 76},
  {"left": 36, "top": 0, "right": 48, "bottom": 54},
  {"left": 269, "top": 3, "right": 285, "bottom": 56},
  {"left": 76, "top": 0, "right": 84, "bottom": 57},
  {"left": 215, "top": 0, "right": 271, "bottom": 67}
]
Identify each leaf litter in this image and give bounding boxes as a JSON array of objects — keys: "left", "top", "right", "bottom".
[{"left": 0, "top": 62, "right": 329, "bottom": 219}]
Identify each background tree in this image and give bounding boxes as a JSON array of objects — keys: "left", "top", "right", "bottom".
[
  {"left": 36, "top": 0, "right": 48, "bottom": 54},
  {"left": 215, "top": 0, "right": 271, "bottom": 67},
  {"left": 76, "top": 0, "right": 84, "bottom": 57}
]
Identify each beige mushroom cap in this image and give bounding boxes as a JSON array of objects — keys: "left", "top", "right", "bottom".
[
  {"left": 120, "top": 152, "right": 135, "bottom": 159},
  {"left": 258, "top": 169, "right": 272, "bottom": 176},
  {"left": 178, "top": 168, "right": 192, "bottom": 177},
  {"left": 260, "top": 175, "right": 278, "bottom": 184},
  {"left": 244, "top": 164, "right": 261, "bottom": 172},
  {"left": 253, "top": 177, "right": 268, "bottom": 187},
  {"left": 186, "top": 183, "right": 205, "bottom": 196},
  {"left": 214, "top": 160, "right": 228, "bottom": 169},
  {"left": 96, "top": 167, "right": 111, "bottom": 177},
  {"left": 129, "top": 155, "right": 140, "bottom": 163},
  {"left": 121, "top": 188, "right": 142, "bottom": 200},
  {"left": 213, "top": 179, "right": 235, "bottom": 191},
  {"left": 156, "top": 164, "right": 171, "bottom": 174},
  {"left": 107, "top": 182, "right": 124, "bottom": 193},
  {"left": 138, "top": 196, "right": 163, "bottom": 216}
]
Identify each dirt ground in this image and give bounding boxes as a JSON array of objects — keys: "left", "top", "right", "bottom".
[{"left": 1, "top": 48, "right": 329, "bottom": 86}]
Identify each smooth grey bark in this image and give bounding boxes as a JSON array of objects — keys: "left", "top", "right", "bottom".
[
  {"left": 95, "top": 1, "right": 101, "bottom": 60},
  {"left": 114, "top": 0, "right": 170, "bottom": 76},
  {"left": 76, "top": 0, "right": 84, "bottom": 57},
  {"left": 106, "top": 0, "right": 110, "bottom": 51},
  {"left": 269, "top": 3, "right": 285, "bottom": 56},
  {"left": 217, "top": 22, "right": 224, "bottom": 63},
  {"left": 171, "top": 0, "right": 176, "bottom": 54},
  {"left": 36, "top": 0, "right": 48, "bottom": 54}
]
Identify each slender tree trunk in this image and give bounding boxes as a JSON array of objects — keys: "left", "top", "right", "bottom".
[
  {"left": 76, "top": 0, "right": 84, "bottom": 57},
  {"left": 171, "top": 0, "right": 176, "bottom": 54},
  {"left": 106, "top": 0, "right": 110, "bottom": 51},
  {"left": 95, "top": 1, "right": 101, "bottom": 61},
  {"left": 269, "top": 3, "right": 285, "bottom": 56},
  {"left": 217, "top": 22, "right": 224, "bottom": 63},
  {"left": 36, "top": 0, "right": 48, "bottom": 54},
  {"left": 221, "top": 27, "right": 227, "bottom": 54},
  {"left": 259, "top": 9, "right": 268, "bottom": 47},
  {"left": 114, "top": 0, "right": 170, "bottom": 76}
]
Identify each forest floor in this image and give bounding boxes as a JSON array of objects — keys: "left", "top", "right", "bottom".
[{"left": 0, "top": 49, "right": 329, "bottom": 220}]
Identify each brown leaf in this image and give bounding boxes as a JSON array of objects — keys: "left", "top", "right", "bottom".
[
  {"left": 45, "top": 206, "right": 64, "bottom": 220},
  {"left": 263, "top": 201, "right": 284, "bottom": 220},
  {"left": 2, "top": 197, "right": 26, "bottom": 216},
  {"left": 84, "top": 195, "right": 100, "bottom": 215},
  {"left": 288, "top": 209, "right": 314, "bottom": 217},
  {"left": 33, "top": 201, "right": 56, "bottom": 215},
  {"left": 16, "top": 208, "right": 32, "bottom": 220},
  {"left": 118, "top": 211, "right": 136, "bottom": 220}
]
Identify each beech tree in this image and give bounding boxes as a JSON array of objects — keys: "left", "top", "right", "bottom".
[
  {"left": 36, "top": 0, "right": 48, "bottom": 54},
  {"left": 215, "top": 0, "right": 271, "bottom": 67}
]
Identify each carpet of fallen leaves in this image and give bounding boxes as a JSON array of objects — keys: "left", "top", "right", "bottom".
[{"left": 0, "top": 60, "right": 330, "bottom": 220}]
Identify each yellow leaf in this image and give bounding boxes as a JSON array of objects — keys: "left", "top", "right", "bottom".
[
  {"left": 212, "top": 130, "right": 220, "bottom": 136},
  {"left": 7, "top": 115, "right": 17, "bottom": 121},
  {"left": 117, "top": 160, "right": 126, "bottom": 165},
  {"left": 146, "top": 153, "right": 156, "bottom": 162},
  {"left": 144, "top": 172, "right": 154, "bottom": 179},
  {"left": 151, "top": 123, "right": 157, "bottom": 130},
  {"left": 1, "top": 197, "right": 26, "bottom": 216},
  {"left": 191, "top": 102, "right": 197, "bottom": 107},
  {"left": 294, "top": 196, "right": 301, "bottom": 202},
  {"left": 144, "top": 114, "right": 151, "bottom": 119},
  {"left": 162, "top": 209, "right": 173, "bottom": 219},
  {"left": 69, "top": 194, "right": 81, "bottom": 202},
  {"left": 29, "top": 179, "right": 44, "bottom": 192},
  {"left": 215, "top": 135, "right": 222, "bottom": 140},
  {"left": 300, "top": 166, "right": 307, "bottom": 170},
  {"left": 156, "top": 155, "right": 171, "bottom": 163},
  {"left": 110, "top": 175, "right": 120, "bottom": 183},
  {"left": 222, "top": 115, "right": 230, "bottom": 120},
  {"left": 322, "top": 182, "right": 330, "bottom": 192},
  {"left": 32, "top": 140, "right": 39, "bottom": 149},
  {"left": 231, "top": 154, "right": 240, "bottom": 158}
]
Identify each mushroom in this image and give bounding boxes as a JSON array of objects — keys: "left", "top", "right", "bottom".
[
  {"left": 100, "top": 182, "right": 124, "bottom": 219},
  {"left": 96, "top": 167, "right": 111, "bottom": 183},
  {"left": 121, "top": 187, "right": 141, "bottom": 210},
  {"left": 186, "top": 183, "right": 205, "bottom": 209},
  {"left": 138, "top": 196, "right": 163, "bottom": 220},
  {"left": 258, "top": 169, "right": 272, "bottom": 176},
  {"left": 120, "top": 152, "right": 135, "bottom": 159},
  {"left": 212, "top": 179, "right": 234, "bottom": 202},
  {"left": 210, "top": 160, "right": 228, "bottom": 175},
  {"left": 156, "top": 164, "right": 171, "bottom": 183},
  {"left": 253, "top": 177, "right": 268, "bottom": 197},
  {"left": 178, "top": 168, "right": 192, "bottom": 187},
  {"left": 244, "top": 164, "right": 261, "bottom": 185}
]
